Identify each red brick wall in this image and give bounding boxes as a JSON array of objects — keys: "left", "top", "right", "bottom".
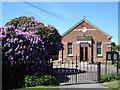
[{"left": 59, "top": 21, "right": 111, "bottom": 62}]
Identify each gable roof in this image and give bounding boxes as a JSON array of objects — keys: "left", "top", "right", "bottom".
[{"left": 62, "top": 18, "right": 112, "bottom": 39}]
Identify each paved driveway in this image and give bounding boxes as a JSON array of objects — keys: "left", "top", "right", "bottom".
[{"left": 59, "top": 83, "right": 112, "bottom": 89}]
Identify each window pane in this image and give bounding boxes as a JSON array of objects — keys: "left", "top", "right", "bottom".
[
  {"left": 97, "top": 48, "right": 101, "bottom": 54},
  {"left": 97, "top": 43, "right": 102, "bottom": 55},
  {"left": 97, "top": 43, "right": 101, "bottom": 48},
  {"left": 68, "top": 43, "right": 72, "bottom": 54},
  {"left": 68, "top": 43, "right": 72, "bottom": 48},
  {"left": 108, "top": 54, "right": 111, "bottom": 60},
  {"left": 68, "top": 48, "right": 72, "bottom": 54},
  {"left": 113, "top": 54, "right": 117, "bottom": 60}
]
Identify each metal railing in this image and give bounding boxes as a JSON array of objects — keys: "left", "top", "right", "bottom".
[{"left": 52, "top": 55, "right": 120, "bottom": 85}]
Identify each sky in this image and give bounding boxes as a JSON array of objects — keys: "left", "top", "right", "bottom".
[{"left": 1, "top": 2, "right": 118, "bottom": 44}]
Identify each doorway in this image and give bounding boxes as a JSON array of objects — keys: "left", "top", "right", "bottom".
[{"left": 80, "top": 45, "right": 88, "bottom": 61}]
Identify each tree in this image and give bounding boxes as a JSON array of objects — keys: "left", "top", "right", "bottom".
[
  {"left": 5, "top": 16, "right": 63, "bottom": 60},
  {"left": 111, "top": 42, "right": 120, "bottom": 51},
  {"left": 1, "top": 16, "right": 63, "bottom": 89}
]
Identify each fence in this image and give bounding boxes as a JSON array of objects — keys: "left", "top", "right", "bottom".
[
  {"left": 53, "top": 55, "right": 97, "bottom": 85},
  {"left": 52, "top": 55, "right": 120, "bottom": 85}
]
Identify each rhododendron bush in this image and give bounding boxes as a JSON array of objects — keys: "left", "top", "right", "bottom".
[
  {"left": 5, "top": 16, "right": 63, "bottom": 58},
  {"left": 1, "top": 16, "right": 63, "bottom": 88}
]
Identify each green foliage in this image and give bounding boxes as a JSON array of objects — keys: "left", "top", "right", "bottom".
[
  {"left": 13, "top": 86, "right": 59, "bottom": 90},
  {"left": 114, "top": 58, "right": 120, "bottom": 69},
  {"left": 40, "top": 75, "right": 56, "bottom": 86},
  {"left": 24, "top": 75, "right": 40, "bottom": 87},
  {"left": 4, "top": 16, "right": 63, "bottom": 60},
  {"left": 102, "top": 80, "right": 120, "bottom": 89},
  {"left": 24, "top": 75, "right": 56, "bottom": 87},
  {"left": 112, "top": 44, "right": 120, "bottom": 51},
  {"left": 2, "top": 16, "right": 63, "bottom": 89},
  {"left": 112, "top": 46, "right": 118, "bottom": 50},
  {"left": 100, "top": 74, "right": 108, "bottom": 82},
  {"left": 118, "top": 61, "right": 120, "bottom": 69},
  {"left": 100, "top": 73, "right": 120, "bottom": 83},
  {"left": 5, "top": 16, "right": 44, "bottom": 29}
]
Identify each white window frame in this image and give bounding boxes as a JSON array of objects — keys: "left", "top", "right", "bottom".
[
  {"left": 96, "top": 42, "right": 102, "bottom": 56},
  {"left": 67, "top": 43, "right": 73, "bottom": 56}
]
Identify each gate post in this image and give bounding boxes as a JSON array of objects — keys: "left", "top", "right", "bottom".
[
  {"left": 62, "top": 49, "right": 63, "bottom": 64},
  {"left": 97, "top": 62, "right": 101, "bottom": 83},
  {"left": 75, "top": 55, "right": 78, "bottom": 82},
  {"left": 117, "top": 58, "right": 119, "bottom": 73},
  {"left": 76, "top": 55, "right": 78, "bottom": 69},
  {"left": 116, "top": 52, "right": 119, "bottom": 73}
]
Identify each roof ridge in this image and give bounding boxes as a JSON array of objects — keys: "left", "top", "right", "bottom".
[
  {"left": 62, "top": 18, "right": 85, "bottom": 37},
  {"left": 84, "top": 19, "right": 112, "bottom": 37},
  {"left": 62, "top": 18, "right": 112, "bottom": 39}
]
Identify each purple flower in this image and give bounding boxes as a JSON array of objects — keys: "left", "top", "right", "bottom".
[
  {"left": 14, "top": 38, "right": 18, "bottom": 41},
  {"left": 30, "top": 48, "right": 32, "bottom": 51},
  {"left": 19, "top": 40, "right": 23, "bottom": 42},
  {"left": 22, "top": 50, "right": 24, "bottom": 54},
  {"left": 1, "top": 16, "right": 62, "bottom": 75},
  {"left": 8, "top": 57, "right": 11, "bottom": 61},
  {"left": 9, "top": 49, "right": 12, "bottom": 52},
  {"left": 22, "top": 27, "right": 26, "bottom": 30},
  {"left": 23, "top": 24, "right": 27, "bottom": 27},
  {"left": 6, "top": 25, "right": 14, "bottom": 29},
  {"left": 31, "top": 20, "right": 39, "bottom": 23},
  {"left": 22, "top": 56, "right": 24, "bottom": 58},
  {"left": 26, "top": 56, "right": 29, "bottom": 59},
  {"left": 47, "top": 25, "right": 53, "bottom": 29},
  {"left": 40, "top": 48, "right": 42, "bottom": 51},
  {"left": 42, "top": 45, "right": 44, "bottom": 48},
  {"left": 17, "top": 51, "right": 21, "bottom": 54},
  {"left": 0, "top": 35, "right": 5, "bottom": 38},
  {"left": 20, "top": 46, "right": 22, "bottom": 48},
  {"left": 5, "top": 52, "right": 8, "bottom": 55},
  {"left": 0, "top": 26, "right": 4, "bottom": 29},
  {"left": 23, "top": 46, "right": 26, "bottom": 48},
  {"left": 11, "top": 57, "right": 13, "bottom": 60}
]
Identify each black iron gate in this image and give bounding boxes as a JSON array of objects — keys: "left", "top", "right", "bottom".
[
  {"left": 53, "top": 55, "right": 98, "bottom": 85},
  {"left": 52, "top": 55, "right": 120, "bottom": 85}
]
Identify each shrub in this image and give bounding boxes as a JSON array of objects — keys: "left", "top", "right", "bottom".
[
  {"left": 5, "top": 16, "right": 64, "bottom": 60},
  {"left": 100, "top": 74, "right": 108, "bottom": 82},
  {"left": 100, "top": 73, "right": 120, "bottom": 83},
  {"left": 114, "top": 60, "right": 120, "bottom": 69},
  {"left": 1, "top": 16, "right": 63, "bottom": 89},
  {"left": 24, "top": 74, "right": 56, "bottom": 87},
  {"left": 24, "top": 75, "right": 40, "bottom": 87},
  {"left": 40, "top": 75, "right": 56, "bottom": 86}
]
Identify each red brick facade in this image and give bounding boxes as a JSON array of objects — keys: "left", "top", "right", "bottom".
[{"left": 59, "top": 19, "right": 112, "bottom": 62}]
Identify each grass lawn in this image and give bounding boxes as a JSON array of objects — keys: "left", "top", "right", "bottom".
[
  {"left": 102, "top": 80, "right": 120, "bottom": 90},
  {"left": 13, "top": 86, "right": 60, "bottom": 90}
]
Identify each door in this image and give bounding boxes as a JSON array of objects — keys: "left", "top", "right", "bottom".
[{"left": 80, "top": 46, "right": 88, "bottom": 61}]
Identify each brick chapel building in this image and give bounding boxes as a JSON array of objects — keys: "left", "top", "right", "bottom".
[{"left": 59, "top": 18, "right": 112, "bottom": 62}]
